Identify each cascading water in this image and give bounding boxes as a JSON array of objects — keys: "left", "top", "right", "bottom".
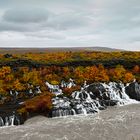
[
  {"left": 51, "top": 87, "right": 104, "bottom": 117},
  {"left": 0, "top": 117, "right": 4, "bottom": 126},
  {"left": 45, "top": 82, "right": 63, "bottom": 96},
  {"left": 101, "top": 82, "right": 138, "bottom": 105},
  {"left": 61, "top": 78, "right": 76, "bottom": 88},
  {"left": 0, "top": 114, "right": 21, "bottom": 127},
  {"left": 49, "top": 81, "right": 138, "bottom": 117}
]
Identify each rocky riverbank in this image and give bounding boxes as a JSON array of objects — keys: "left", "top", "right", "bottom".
[{"left": 0, "top": 79, "right": 140, "bottom": 127}]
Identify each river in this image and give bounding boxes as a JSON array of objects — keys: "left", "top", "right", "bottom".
[{"left": 0, "top": 103, "right": 140, "bottom": 140}]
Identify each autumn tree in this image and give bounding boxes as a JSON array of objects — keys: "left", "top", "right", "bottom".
[
  {"left": 13, "top": 79, "right": 24, "bottom": 91},
  {"left": 123, "top": 72, "right": 134, "bottom": 83},
  {"left": 109, "top": 65, "right": 126, "bottom": 82},
  {"left": 132, "top": 65, "right": 140, "bottom": 74},
  {"left": 0, "top": 66, "right": 11, "bottom": 79},
  {"left": 95, "top": 64, "right": 109, "bottom": 82},
  {"left": 73, "top": 66, "right": 85, "bottom": 84}
]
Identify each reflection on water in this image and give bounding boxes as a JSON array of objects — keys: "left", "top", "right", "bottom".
[{"left": 0, "top": 104, "right": 140, "bottom": 140}]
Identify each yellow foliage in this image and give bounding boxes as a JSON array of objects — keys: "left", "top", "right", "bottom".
[
  {"left": 50, "top": 80, "right": 59, "bottom": 85},
  {"left": 13, "top": 79, "right": 24, "bottom": 91}
]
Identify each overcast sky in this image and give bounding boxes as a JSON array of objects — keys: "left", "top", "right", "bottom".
[{"left": 0, "top": 0, "right": 139, "bottom": 51}]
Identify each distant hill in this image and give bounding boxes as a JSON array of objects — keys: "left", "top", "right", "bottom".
[
  {"left": 84, "top": 47, "right": 125, "bottom": 52},
  {"left": 0, "top": 47, "right": 125, "bottom": 54}
]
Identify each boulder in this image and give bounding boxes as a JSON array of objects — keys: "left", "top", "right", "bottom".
[
  {"left": 100, "top": 100, "right": 118, "bottom": 106},
  {"left": 85, "top": 83, "right": 106, "bottom": 99},
  {"left": 125, "top": 82, "right": 140, "bottom": 101}
]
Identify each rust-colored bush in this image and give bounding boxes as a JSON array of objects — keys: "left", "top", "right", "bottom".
[{"left": 19, "top": 92, "right": 53, "bottom": 116}]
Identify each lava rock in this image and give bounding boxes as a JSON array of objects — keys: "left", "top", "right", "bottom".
[
  {"left": 100, "top": 100, "right": 118, "bottom": 106},
  {"left": 125, "top": 82, "right": 140, "bottom": 101},
  {"left": 85, "top": 83, "right": 106, "bottom": 99}
]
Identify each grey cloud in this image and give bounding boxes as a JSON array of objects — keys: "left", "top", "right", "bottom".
[
  {"left": 3, "top": 8, "right": 50, "bottom": 23},
  {"left": 0, "top": 21, "right": 28, "bottom": 32},
  {"left": 25, "top": 30, "right": 66, "bottom": 40},
  {"left": 46, "top": 13, "right": 90, "bottom": 30},
  {"left": 0, "top": 7, "right": 53, "bottom": 32},
  {"left": 0, "top": 21, "right": 44, "bottom": 32}
]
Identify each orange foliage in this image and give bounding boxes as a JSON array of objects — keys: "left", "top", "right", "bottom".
[
  {"left": 0, "top": 66, "right": 11, "bottom": 79},
  {"left": 109, "top": 65, "right": 126, "bottom": 82},
  {"left": 123, "top": 72, "right": 134, "bottom": 83},
  {"left": 13, "top": 79, "right": 24, "bottom": 91},
  {"left": 22, "top": 92, "right": 53, "bottom": 114},
  {"left": 133, "top": 65, "right": 140, "bottom": 74}
]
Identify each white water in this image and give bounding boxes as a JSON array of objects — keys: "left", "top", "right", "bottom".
[
  {"left": 46, "top": 79, "right": 76, "bottom": 96},
  {"left": 61, "top": 79, "right": 76, "bottom": 88},
  {"left": 101, "top": 82, "right": 138, "bottom": 105},
  {"left": 0, "top": 115, "right": 20, "bottom": 127},
  {"left": 10, "top": 115, "right": 15, "bottom": 126},
  {"left": 45, "top": 82, "right": 63, "bottom": 96},
  {"left": 81, "top": 107, "right": 87, "bottom": 115},
  {"left": 0, "top": 117, "right": 4, "bottom": 126}
]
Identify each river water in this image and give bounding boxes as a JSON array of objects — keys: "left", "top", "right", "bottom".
[{"left": 0, "top": 104, "right": 140, "bottom": 140}]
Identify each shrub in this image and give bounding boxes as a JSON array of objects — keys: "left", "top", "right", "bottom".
[{"left": 19, "top": 92, "right": 53, "bottom": 116}]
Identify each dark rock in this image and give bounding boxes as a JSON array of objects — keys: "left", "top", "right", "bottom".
[
  {"left": 3, "top": 54, "right": 13, "bottom": 58},
  {"left": 125, "top": 82, "right": 140, "bottom": 101},
  {"left": 85, "top": 83, "right": 106, "bottom": 99},
  {"left": 0, "top": 102, "right": 26, "bottom": 126},
  {"left": 100, "top": 100, "right": 118, "bottom": 106}
]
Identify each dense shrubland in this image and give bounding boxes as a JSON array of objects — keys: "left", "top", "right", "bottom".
[
  {"left": 0, "top": 64, "right": 139, "bottom": 97},
  {"left": 15, "top": 51, "right": 140, "bottom": 63},
  {"left": 0, "top": 51, "right": 140, "bottom": 67}
]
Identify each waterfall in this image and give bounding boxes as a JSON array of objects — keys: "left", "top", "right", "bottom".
[
  {"left": 0, "top": 114, "right": 21, "bottom": 127},
  {"left": 5, "top": 117, "right": 9, "bottom": 126},
  {"left": 71, "top": 109, "right": 76, "bottom": 115},
  {"left": 51, "top": 88, "right": 103, "bottom": 117},
  {"left": 81, "top": 106, "right": 87, "bottom": 115},
  {"left": 51, "top": 81, "right": 138, "bottom": 117},
  {"left": 0, "top": 117, "right": 4, "bottom": 126},
  {"left": 101, "top": 82, "right": 138, "bottom": 105},
  {"left": 45, "top": 82, "right": 63, "bottom": 96},
  {"left": 10, "top": 115, "right": 15, "bottom": 126},
  {"left": 61, "top": 79, "right": 76, "bottom": 88}
]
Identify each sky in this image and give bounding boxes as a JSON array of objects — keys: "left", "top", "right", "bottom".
[{"left": 0, "top": 0, "right": 140, "bottom": 51}]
